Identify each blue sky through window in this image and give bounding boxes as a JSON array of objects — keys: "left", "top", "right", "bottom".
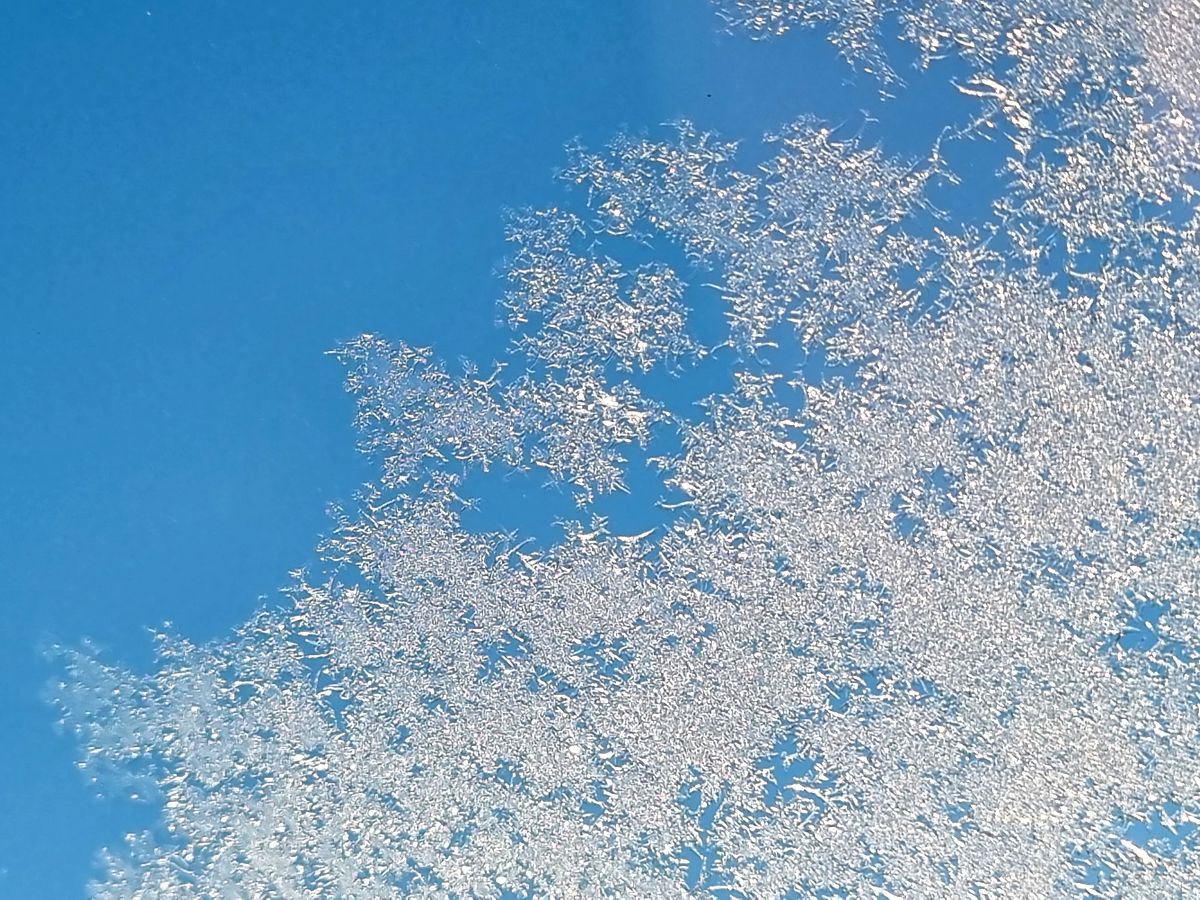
[{"left": 4, "top": 1, "right": 1198, "bottom": 896}]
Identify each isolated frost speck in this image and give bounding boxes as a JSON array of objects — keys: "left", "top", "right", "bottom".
[{"left": 51, "top": 1, "right": 1200, "bottom": 897}]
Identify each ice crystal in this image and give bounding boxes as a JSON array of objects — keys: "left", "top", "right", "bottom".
[{"left": 52, "top": 1, "right": 1200, "bottom": 897}]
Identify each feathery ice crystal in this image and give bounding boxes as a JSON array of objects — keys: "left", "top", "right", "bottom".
[{"left": 53, "top": 1, "right": 1200, "bottom": 896}]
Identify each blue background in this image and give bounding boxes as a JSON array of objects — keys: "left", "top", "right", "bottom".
[{"left": 0, "top": 3, "right": 972, "bottom": 894}]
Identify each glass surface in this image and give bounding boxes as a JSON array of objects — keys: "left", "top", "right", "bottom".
[{"left": 4, "top": 1, "right": 1199, "bottom": 895}]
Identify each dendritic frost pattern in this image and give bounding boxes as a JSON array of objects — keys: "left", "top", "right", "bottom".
[{"left": 52, "top": 1, "right": 1200, "bottom": 897}]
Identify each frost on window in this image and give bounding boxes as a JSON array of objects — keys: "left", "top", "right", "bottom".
[{"left": 50, "top": 1, "right": 1200, "bottom": 897}]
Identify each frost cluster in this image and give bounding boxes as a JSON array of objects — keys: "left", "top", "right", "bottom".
[{"left": 52, "top": 1, "right": 1200, "bottom": 897}]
